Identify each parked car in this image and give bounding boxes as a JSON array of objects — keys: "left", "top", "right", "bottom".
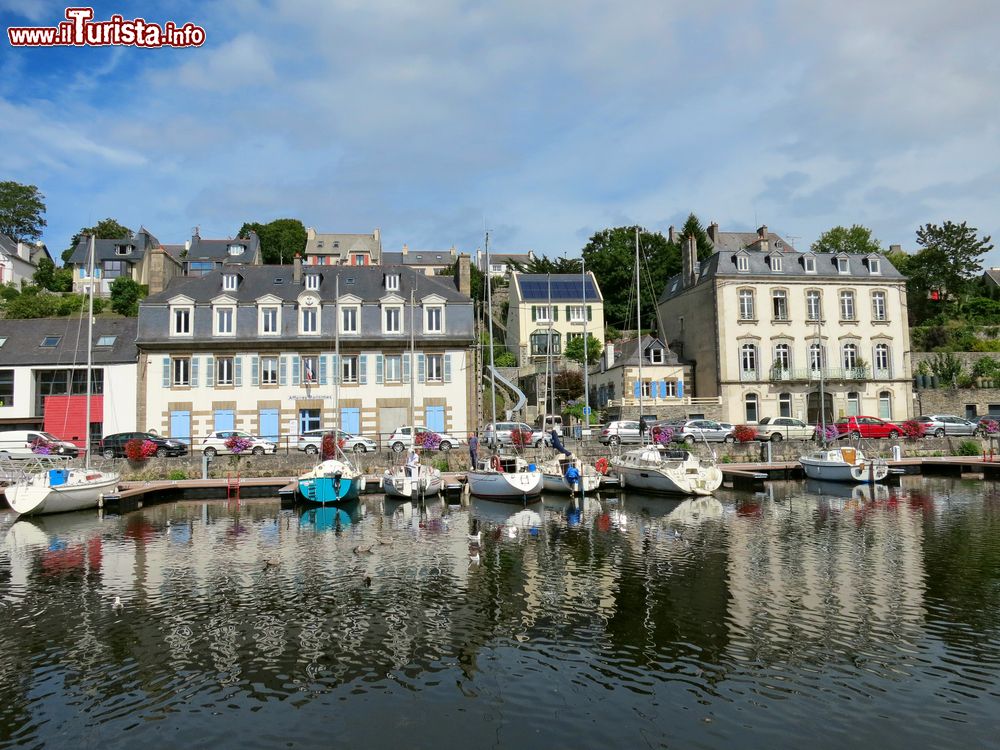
[
  {"left": 598, "top": 420, "right": 644, "bottom": 446},
  {"left": 483, "top": 422, "right": 547, "bottom": 448},
  {"left": 197, "top": 430, "right": 277, "bottom": 456},
  {"left": 388, "top": 426, "right": 464, "bottom": 453},
  {"left": 297, "top": 429, "right": 377, "bottom": 454},
  {"left": 835, "top": 416, "right": 901, "bottom": 440},
  {"left": 535, "top": 414, "right": 564, "bottom": 436},
  {"left": 916, "top": 414, "right": 983, "bottom": 438},
  {"left": 100, "top": 432, "right": 188, "bottom": 459},
  {"left": 757, "top": 417, "right": 815, "bottom": 442},
  {"left": 668, "top": 419, "right": 736, "bottom": 444},
  {"left": 0, "top": 430, "right": 79, "bottom": 459}
]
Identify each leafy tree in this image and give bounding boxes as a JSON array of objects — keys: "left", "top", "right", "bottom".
[
  {"left": 908, "top": 220, "right": 993, "bottom": 321},
  {"left": 437, "top": 259, "right": 484, "bottom": 303},
  {"left": 63, "top": 218, "right": 133, "bottom": 263},
  {"left": 238, "top": 218, "right": 307, "bottom": 265},
  {"left": 564, "top": 334, "right": 603, "bottom": 365},
  {"left": 582, "top": 226, "right": 680, "bottom": 330},
  {"left": 677, "top": 213, "right": 714, "bottom": 260},
  {"left": 554, "top": 369, "right": 584, "bottom": 401},
  {"left": 884, "top": 246, "right": 911, "bottom": 276},
  {"left": 32, "top": 258, "right": 72, "bottom": 292},
  {"left": 109, "top": 277, "right": 147, "bottom": 316},
  {"left": 512, "top": 255, "right": 582, "bottom": 274},
  {"left": 811, "top": 224, "right": 881, "bottom": 254},
  {"left": 0, "top": 181, "right": 46, "bottom": 242}
]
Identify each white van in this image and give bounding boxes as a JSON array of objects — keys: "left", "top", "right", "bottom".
[
  {"left": 0, "top": 430, "right": 80, "bottom": 459},
  {"left": 536, "top": 414, "right": 563, "bottom": 436}
]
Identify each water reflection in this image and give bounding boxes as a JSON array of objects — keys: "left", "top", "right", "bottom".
[{"left": 2, "top": 477, "right": 1000, "bottom": 748}]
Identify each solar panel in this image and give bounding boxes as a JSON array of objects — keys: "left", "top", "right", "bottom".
[{"left": 519, "top": 277, "right": 598, "bottom": 301}]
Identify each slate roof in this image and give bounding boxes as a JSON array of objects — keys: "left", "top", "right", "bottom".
[
  {"left": 0, "top": 317, "right": 137, "bottom": 366},
  {"left": 305, "top": 233, "right": 380, "bottom": 258},
  {"left": 66, "top": 228, "right": 159, "bottom": 265},
  {"left": 606, "top": 335, "right": 682, "bottom": 370},
  {"left": 513, "top": 273, "right": 603, "bottom": 302},
  {"left": 381, "top": 250, "right": 455, "bottom": 267},
  {"left": 186, "top": 231, "right": 260, "bottom": 264},
  {"left": 0, "top": 234, "right": 18, "bottom": 256},
  {"left": 984, "top": 269, "right": 1000, "bottom": 288},
  {"left": 144, "top": 264, "right": 469, "bottom": 304}
]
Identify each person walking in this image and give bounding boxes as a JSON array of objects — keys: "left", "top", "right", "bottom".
[{"left": 468, "top": 434, "right": 479, "bottom": 469}]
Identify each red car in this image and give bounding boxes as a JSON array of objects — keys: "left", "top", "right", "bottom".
[{"left": 834, "top": 415, "right": 902, "bottom": 440}]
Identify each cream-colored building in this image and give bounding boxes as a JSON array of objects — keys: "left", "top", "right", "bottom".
[
  {"left": 657, "top": 226, "right": 912, "bottom": 424},
  {"left": 505, "top": 272, "right": 605, "bottom": 366},
  {"left": 588, "top": 335, "right": 694, "bottom": 414}
]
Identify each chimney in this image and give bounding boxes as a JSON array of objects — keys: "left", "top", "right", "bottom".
[
  {"left": 890, "top": 244, "right": 901, "bottom": 253},
  {"left": 401, "top": 243, "right": 408, "bottom": 256},
  {"left": 456, "top": 253, "right": 471, "bottom": 297},
  {"left": 708, "top": 222, "right": 719, "bottom": 245},
  {"left": 668, "top": 225, "right": 676, "bottom": 244},
  {"left": 293, "top": 253, "right": 302, "bottom": 284},
  {"left": 683, "top": 235, "right": 697, "bottom": 287},
  {"left": 757, "top": 225, "right": 769, "bottom": 253},
  {"left": 604, "top": 342, "right": 615, "bottom": 370}
]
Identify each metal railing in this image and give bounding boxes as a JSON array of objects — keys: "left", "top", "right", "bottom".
[{"left": 762, "top": 366, "right": 872, "bottom": 383}]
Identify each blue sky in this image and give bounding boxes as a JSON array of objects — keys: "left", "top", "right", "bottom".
[{"left": 2, "top": 0, "right": 999, "bottom": 265}]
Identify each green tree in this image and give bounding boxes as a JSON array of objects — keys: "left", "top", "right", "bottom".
[
  {"left": 109, "top": 277, "right": 147, "bottom": 316},
  {"left": 582, "top": 226, "right": 679, "bottom": 330},
  {"left": 63, "top": 218, "right": 133, "bottom": 263},
  {"left": 0, "top": 181, "right": 46, "bottom": 242},
  {"left": 908, "top": 221, "right": 993, "bottom": 321},
  {"left": 512, "top": 255, "right": 582, "bottom": 274},
  {"left": 677, "top": 213, "right": 714, "bottom": 260},
  {"left": 554, "top": 369, "right": 584, "bottom": 401},
  {"left": 811, "top": 224, "right": 882, "bottom": 254},
  {"left": 238, "top": 219, "right": 307, "bottom": 265},
  {"left": 437, "top": 260, "right": 484, "bottom": 303},
  {"left": 564, "top": 334, "right": 603, "bottom": 365},
  {"left": 885, "top": 246, "right": 911, "bottom": 276},
  {"left": 32, "top": 257, "right": 73, "bottom": 292}
]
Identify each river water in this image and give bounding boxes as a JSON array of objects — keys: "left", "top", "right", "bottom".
[{"left": 2, "top": 477, "right": 999, "bottom": 749}]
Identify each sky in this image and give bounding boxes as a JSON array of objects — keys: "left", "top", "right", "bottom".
[{"left": 2, "top": 0, "right": 999, "bottom": 265}]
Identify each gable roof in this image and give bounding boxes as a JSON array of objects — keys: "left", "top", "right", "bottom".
[
  {"left": 0, "top": 317, "right": 137, "bottom": 366},
  {"left": 606, "top": 335, "right": 682, "bottom": 370},
  {"left": 186, "top": 231, "right": 261, "bottom": 264},
  {"left": 513, "top": 273, "right": 602, "bottom": 302},
  {"left": 381, "top": 249, "right": 456, "bottom": 267},
  {"left": 66, "top": 228, "right": 159, "bottom": 266},
  {"left": 304, "top": 232, "right": 381, "bottom": 259}
]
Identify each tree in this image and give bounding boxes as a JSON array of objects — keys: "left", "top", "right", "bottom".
[
  {"left": 437, "top": 260, "right": 484, "bottom": 304},
  {"left": 33, "top": 257, "right": 72, "bottom": 292},
  {"left": 811, "top": 224, "right": 882, "bottom": 255},
  {"left": 564, "top": 334, "right": 603, "bottom": 365},
  {"left": 554, "top": 369, "right": 584, "bottom": 401},
  {"left": 677, "top": 213, "right": 714, "bottom": 260},
  {"left": 63, "top": 218, "right": 133, "bottom": 263},
  {"left": 238, "top": 218, "right": 307, "bottom": 265},
  {"left": 907, "top": 221, "right": 993, "bottom": 321},
  {"left": 0, "top": 181, "right": 46, "bottom": 242},
  {"left": 582, "top": 226, "right": 680, "bottom": 330},
  {"left": 512, "top": 255, "right": 582, "bottom": 274},
  {"left": 109, "top": 277, "right": 147, "bottom": 317}
]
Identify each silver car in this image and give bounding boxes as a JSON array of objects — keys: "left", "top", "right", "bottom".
[
  {"left": 297, "top": 429, "right": 377, "bottom": 454},
  {"left": 599, "top": 421, "right": 644, "bottom": 445},
  {"left": 917, "top": 414, "right": 983, "bottom": 438},
  {"left": 483, "top": 422, "right": 541, "bottom": 448},
  {"left": 669, "top": 419, "right": 736, "bottom": 444}
]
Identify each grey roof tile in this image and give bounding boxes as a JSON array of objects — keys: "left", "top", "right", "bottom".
[{"left": 0, "top": 317, "right": 137, "bottom": 365}]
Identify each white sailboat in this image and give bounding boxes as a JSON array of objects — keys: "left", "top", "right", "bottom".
[
  {"left": 466, "top": 230, "right": 543, "bottom": 502},
  {"left": 4, "top": 236, "right": 120, "bottom": 516},
  {"left": 383, "top": 289, "right": 443, "bottom": 499},
  {"left": 539, "top": 455, "right": 601, "bottom": 494},
  {"left": 610, "top": 228, "right": 722, "bottom": 496}
]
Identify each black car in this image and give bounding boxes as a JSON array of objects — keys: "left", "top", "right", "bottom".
[{"left": 100, "top": 432, "right": 188, "bottom": 458}]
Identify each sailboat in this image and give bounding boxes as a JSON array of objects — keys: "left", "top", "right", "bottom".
[
  {"left": 610, "top": 229, "right": 722, "bottom": 496},
  {"left": 383, "top": 289, "right": 443, "bottom": 499},
  {"left": 4, "top": 236, "right": 120, "bottom": 516},
  {"left": 297, "top": 274, "right": 365, "bottom": 503},
  {"left": 466, "top": 230, "right": 543, "bottom": 502}
]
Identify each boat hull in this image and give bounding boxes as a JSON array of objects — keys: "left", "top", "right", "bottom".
[
  {"left": 383, "top": 470, "right": 443, "bottom": 498},
  {"left": 467, "top": 469, "right": 543, "bottom": 501},
  {"left": 541, "top": 471, "right": 601, "bottom": 494},
  {"left": 297, "top": 476, "right": 360, "bottom": 503},
  {"left": 4, "top": 471, "right": 120, "bottom": 516},
  {"left": 799, "top": 457, "right": 889, "bottom": 483},
  {"left": 611, "top": 448, "right": 722, "bottom": 496}
]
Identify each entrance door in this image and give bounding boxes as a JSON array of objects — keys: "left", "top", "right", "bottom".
[
  {"left": 299, "top": 409, "right": 321, "bottom": 436},
  {"left": 340, "top": 407, "right": 360, "bottom": 435},
  {"left": 214, "top": 409, "right": 235, "bottom": 432},
  {"left": 806, "top": 392, "right": 834, "bottom": 425},
  {"left": 425, "top": 405, "right": 445, "bottom": 433},
  {"left": 259, "top": 408, "right": 280, "bottom": 442},
  {"left": 169, "top": 410, "right": 191, "bottom": 444}
]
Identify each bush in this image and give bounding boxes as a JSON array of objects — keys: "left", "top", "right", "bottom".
[
  {"left": 928, "top": 352, "right": 963, "bottom": 383},
  {"left": 815, "top": 424, "right": 839, "bottom": 443},
  {"left": 510, "top": 428, "right": 532, "bottom": 448},
  {"left": 168, "top": 469, "right": 187, "bottom": 481},
  {"left": 972, "top": 357, "right": 1000, "bottom": 377},
  {"left": 901, "top": 419, "right": 923, "bottom": 439},
  {"left": 734, "top": 425, "right": 758, "bottom": 443},
  {"left": 651, "top": 425, "right": 674, "bottom": 445},
  {"left": 224, "top": 435, "right": 254, "bottom": 454},
  {"left": 125, "top": 438, "right": 157, "bottom": 461},
  {"left": 956, "top": 440, "right": 982, "bottom": 456},
  {"left": 494, "top": 350, "right": 516, "bottom": 367},
  {"left": 979, "top": 418, "right": 999, "bottom": 435},
  {"left": 109, "top": 277, "right": 148, "bottom": 316}
]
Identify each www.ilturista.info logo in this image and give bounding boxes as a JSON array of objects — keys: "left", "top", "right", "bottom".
[{"left": 8, "top": 7, "right": 206, "bottom": 48}]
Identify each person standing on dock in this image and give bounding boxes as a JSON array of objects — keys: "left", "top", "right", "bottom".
[
  {"left": 407, "top": 447, "right": 420, "bottom": 478},
  {"left": 468, "top": 434, "right": 479, "bottom": 469}
]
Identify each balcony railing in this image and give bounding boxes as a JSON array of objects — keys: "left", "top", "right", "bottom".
[
  {"left": 606, "top": 396, "right": 722, "bottom": 407},
  {"left": 764, "top": 366, "right": 872, "bottom": 382}
]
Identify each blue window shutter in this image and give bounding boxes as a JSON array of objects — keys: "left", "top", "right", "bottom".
[
  {"left": 633, "top": 380, "right": 641, "bottom": 398},
  {"left": 661, "top": 380, "right": 667, "bottom": 398},
  {"left": 418, "top": 354, "right": 425, "bottom": 383},
  {"left": 677, "top": 380, "right": 684, "bottom": 398},
  {"left": 235, "top": 356, "right": 242, "bottom": 387},
  {"left": 79, "top": 268, "right": 85, "bottom": 279},
  {"left": 279, "top": 356, "right": 287, "bottom": 386},
  {"left": 331, "top": 354, "right": 339, "bottom": 384},
  {"left": 206, "top": 356, "right": 215, "bottom": 387},
  {"left": 251, "top": 356, "right": 259, "bottom": 386},
  {"left": 191, "top": 357, "right": 199, "bottom": 387},
  {"left": 359, "top": 355, "right": 367, "bottom": 385},
  {"left": 444, "top": 354, "right": 452, "bottom": 383},
  {"left": 565, "top": 305, "right": 571, "bottom": 319},
  {"left": 95, "top": 268, "right": 101, "bottom": 278},
  {"left": 376, "top": 354, "right": 384, "bottom": 384},
  {"left": 319, "top": 354, "right": 328, "bottom": 385},
  {"left": 162, "top": 357, "right": 170, "bottom": 388},
  {"left": 403, "top": 353, "right": 411, "bottom": 383},
  {"left": 292, "top": 356, "right": 300, "bottom": 385}
]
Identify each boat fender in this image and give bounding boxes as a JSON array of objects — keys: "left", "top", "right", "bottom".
[
  {"left": 595, "top": 457, "right": 609, "bottom": 475},
  {"left": 491, "top": 455, "right": 503, "bottom": 472}
]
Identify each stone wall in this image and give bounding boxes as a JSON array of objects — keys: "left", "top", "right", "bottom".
[{"left": 913, "top": 387, "right": 1000, "bottom": 417}]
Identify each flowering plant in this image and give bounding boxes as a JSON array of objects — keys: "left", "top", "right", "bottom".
[
  {"left": 651, "top": 425, "right": 673, "bottom": 445},
  {"left": 321, "top": 432, "right": 347, "bottom": 459},
  {"left": 509, "top": 428, "right": 532, "bottom": 449},
  {"left": 125, "top": 438, "right": 158, "bottom": 461},
  {"left": 31, "top": 438, "right": 52, "bottom": 455},
  {"left": 901, "top": 419, "right": 924, "bottom": 439},
  {"left": 224, "top": 435, "right": 254, "bottom": 454},
  {"left": 979, "top": 418, "right": 1000, "bottom": 435},
  {"left": 734, "top": 425, "right": 759, "bottom": 443},
  {"left": 814, "top": 424, "right": 839, "bottom": 443},
  {"left": 420, "top": 432, "right": 443, "bottom": 451}
]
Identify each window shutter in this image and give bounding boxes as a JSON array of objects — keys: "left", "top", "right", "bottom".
[
  {"left": 162, "top": 357, "right": 170, "bottom": 388},
  {"left": 251, "top": 356, "right": 259, "bottom": 386},
  {"left": 418, "top": 354, "right": 425, "bottom": 383},
  {"left": 587, "top": 305, "right": 592, "bottom": 321},
  {"left": 677, "top": 380, "right": 684, "bottom": 399},
  {"left": 565, "top": 305, "right": 571, "bottom": 319},
  {"left": 331, "top": 354, "right": 339, "bottom": 385},
  {"left": 235, "top": 356, "right": 242, "bottom": 387},
  {"left": 376, "top": 354, "right": 384, "bottom": 384},
  {"left": 206, "top": 356, "right": 215, "bottom": 387},
  {"left": 552, "top": 306, "right": 558, "bottom": 321},
  {"left": 403, "top": 353, "right": 411, "bottom": 383},
  {"left": 191, "top": 357, "right": 199, "bottom": 387},
  {"left": 633, "top": 380, "right": 641, "bottom": 398},
  {"left": 279, "top": 356, "right": 287, "bottom": 386},
  {"left": 292, "top": 356, "right": 300, "bottom": 385},
  {"left": 359, "top": 355, "right": 367, "bottom": 385},
  {"left": 531, "top": 306, "right": 537, "bottom": 322},
  {"left": 444, "top": 354, "right": 452, "bottom": 383}
]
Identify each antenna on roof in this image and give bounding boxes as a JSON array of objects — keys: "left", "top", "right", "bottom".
[{"left": 785, "top": 235, "right": 801, "bottom": 250}]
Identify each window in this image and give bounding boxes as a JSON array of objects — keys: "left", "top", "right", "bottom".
[
  {"left": 114, "top": 244, "right": 133, "bottom": 256},
  {"left": 806, "top": 290, "right": 822, "bottom": 321},
  {"left": 301, "top": 355, "right": 318, "bottom": 385},
  {"left": 533, "top": 305, "right": 552, "bottom": 323},
  {"left": 490, "top": 264, "right": 504, "bottom": 273},
  {"left": 342, "top": 355, "right": 358, "bottom": 384},
  {"left": 426, "top": 306, "right": 443, "bottom": 333},
  {"left": 530, "top": 330, "right": 560, "bottom": 355},
  {"left": 427, "top": 354, "right": 443, "bottom": 382},
  {"left": 770, "top": 255, "right": 782, "bottom": 272},
  {"left": 384, "top": 306, "right": 401, "bottom": 333},
  {"left": 301, "top": 306, "right": 318, "bottom": 334},
  {"left": 385, "top": 274, "right": 400, "bottom": 291},
  {"left": 874, "top": 343, "right": 890, "bottom": 375},
  {"left": 172, "top": 357, "right": 190, "bottom": 386},
  {"left": 773, "top": 343, "right": 790, "bottom": 371},
  {"left": 779, "top": 392, "right": 792, "bottom": 418},
  {"left": 355, "top": 254, "right": 365, "bottom": 265},
  {"left": 745, "top": 393, "right": 759, "bottom": 423},
  {"left": 305, "top": 274, "right": 320, "bottom": 290},
  {"left": 837, "top": 256, "right": 849, "bottom": 274},
  {"left": 102, "top": 260, "right": 126, "bottom": 279},
  {"left": 641, "top": 380, "right": 653, "bottom": 398},
  {"left": 216, "top": 356, "right": 234, "bottom": 386},
  {"left": 385, "top": 355, "right": 402, "bottom": 382},
  {"left": 341, "top": 306, "right": 358, "bottom": 334},
  {"left": 736, "top": 255, "right": 749, "bottom": 272},
  {"left": 261, "top": 306, "right": 279, "bottom": 334},
  {"left": 879, "top": 391, "right": 892, "bottom": 420},
  {"left": 0, "top": 369, "right": 13, "bottom": 408},
  {"left": 96, "top": 335, "right": 116, "bottom": 347},
  {"left": 41, "top": 336, "right": 61, "bottom": 347},
  {"left": 872, "top": 291, "right": 887, "bottom": 321},
  {"left": 648, "top": 348, "right": 665, "bottom": 364},
  {"left": 228, "top": 244, "right": 245, "bottom": 256},
  {"left": 261, "top": 356, "right": 278, "bottom": 385},
  {"left": 809, "top": 342, "right": 825, "bottom": 370},
  {"left": 772, "top": 290, "right": 788, "bottom": 320},
  {"left": 189, "top": 261, "right": 215, "bottom": 276},
  {"left": 740, "top": 343, "right": 758, "bottom": 376},
  {"left": 738, "top": 289, "right": 755, "bottom": 320},
  {"left": 842, "top": 343, "right": 858, "bottom": 370},
  {"left": 804, "top": 256, "right": 816, "bottom": 273},
  {"left": 869, "top": 258, "right": 881, "bottom": 275},
  {"left": 299, "top": 408, "right": 320, "bottom": 434},
  {"left": 173, "top": 307, "right": 191, "bottom": 335},
  {"left": 840, "top": 291, "right": 856, "bottom": 321},
  {"left": 0, "top": 337, "right": 6, "bottom": 347},
  {"left": 846, "top": 391, "right": 860, "bottom": 416},
  {"left": 569, "top": 305, "right": 586, "bottom": 322},
  {"left": 216, "top": 307, "right": 234, "bottom": 335},
  {"left": 223, "top": 274, "right": 238, "bottom": 291}
]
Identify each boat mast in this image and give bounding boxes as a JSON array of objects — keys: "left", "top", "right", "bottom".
[
  {"left": 817, "top": 317, "right": 826, "bottom": 447},
  {"left": 547, "top": 273, "right": 553, "bottom": 425},
  {"left": 410, "top": 287, "right": 416, "bottom": 453},
  {"left": 485, "top": 231, "right": 497, "bottom": 432},
  {"left": 85, "top": 235, "right": 95, "bottom": 468},
  {"left": 582, "top": 257, "right": 590, "bottom": 433},
  {"left": 636, "top": 227, "right": 643, "bottom": 446},
  {"left": 334, "top": 275, "right": 340, "bottom": 453}
]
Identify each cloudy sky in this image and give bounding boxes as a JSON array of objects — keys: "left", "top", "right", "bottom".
[{"left": 2, "top": 0, "right": 998, "bottom": 264}]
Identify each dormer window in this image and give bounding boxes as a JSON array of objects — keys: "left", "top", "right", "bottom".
[
  {"left": 215, "top": 306, "right": 235, "bottom": 336},
  {"left": 171, "top": 305, "right": 192, "bottom": 336},
  {"left": 228, "top": 244, "right": 245, "bottom": 256},
  {"left": 837, "top": 256, "right": 850, "bottom": 274},
  {"left": 333, "top": 241, "right": 340, "bottom": 248},
  {"left": 868, "top": 258, "right": 881, "bottom": 275},
  {"left": 114, "top": 244, "right": 133, "bottom": 256},
  {"left": 385, "top": 274, "right": 400, "bottom": 291},
  {"left": 305, "top": 274, "right": 320, "bottom": 291},
  {"left": 300, "top": 305, "right": 319, "bottom": 334},
  {"left": 222, "top": 273, "right": 238, "bottom": 291},
  {"left": 317, "top": 241, "right": 324, "bottom": 248},
  {"left": 649, "top": 347, "right": 665, "bottom": 364},
  {"left": 736, "top": 255, "right": 750, "bottom": 272},
  {"left": 770, "top": 255, "right": 782, "bottom": 272},
  {"left": 804, "top": 255, "right": 816, "bottom": 273}
]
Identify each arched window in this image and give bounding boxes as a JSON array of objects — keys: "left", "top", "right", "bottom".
[
  {"left": 809, "top": 342, "right": 825, "bottom": 371},
  {"left": 779, "top": 392, "right": 792, "bottom": 418},
  {"left": 773, "top": 343, "right": 791, "bottom": 371},
  {"left": 846, "top": 391, "right": 860, "bottom": 416},
  {"left": 879, "top": 390, "right": 892, "bottom": 420},
  {"left": 842, "top": 342, "right": 858, "bottom": 370},
  {"left": 745, "top": 393, "right": 759, "bottom": 423},
  {"left": 874, "top": 343, "right": 890, "bottom": 375},
  {"left": 740, "top": 343, "right": 758, "bottom": 379}
]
